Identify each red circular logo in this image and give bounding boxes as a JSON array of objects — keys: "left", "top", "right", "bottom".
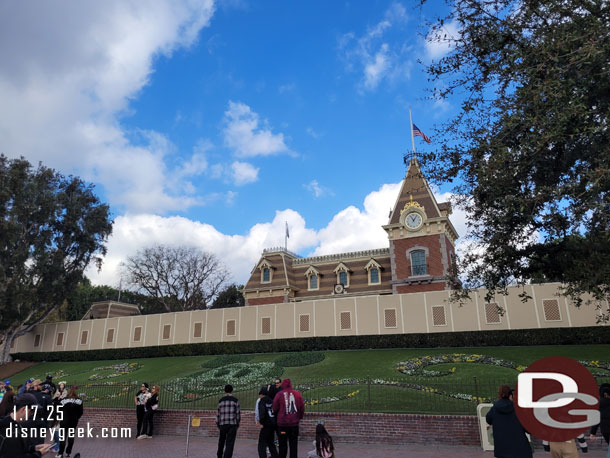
[{"left": 514, "top": 356, "right": 600, "bottom": 441}]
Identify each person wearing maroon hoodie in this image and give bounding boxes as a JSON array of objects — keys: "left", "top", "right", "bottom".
[{"left": 272, "top": 379, "right": 305, "bottom": 458}]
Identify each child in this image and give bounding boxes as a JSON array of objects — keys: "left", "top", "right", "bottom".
[{"left": 308, "top": 423, "right": 334, "bottom": 458}]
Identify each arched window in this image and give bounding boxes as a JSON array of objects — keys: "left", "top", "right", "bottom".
[
  {"left": 259, "top": 260, "right": 273, "bottom": 283},
  {"left": 369, "top": 268, "right": 380, "bottom": 284},
  {"left": 333, "top": 262, "right": 350, "bottom": 287},
  {"left": 411, "top": 250, "right": 427, "bottom": 276},
  {"left": 365, "top": 258, "right": 382, "bottom": 285},
  {"left": 309, "top": 274, "right": 318, "bottom": 290},
  {"left": 305, "top": 265, "right": 320, "bottom": 291}
]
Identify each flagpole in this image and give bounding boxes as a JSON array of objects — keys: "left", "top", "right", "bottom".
[
  {"left": 285, "top": 221, "right": 288, "bottom": 252},
  {"left": 409, "top": 107, "right": 416, "bottom": 161}
]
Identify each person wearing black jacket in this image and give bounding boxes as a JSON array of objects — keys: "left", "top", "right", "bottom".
[
  {"left": 0, "top": 393, "right": 54, "bottom": 458},
  {"left": 486, "top": 385, "right": 532, "bottom": 458},
  {"left": 57, "top": 387, "right": 83, "bottom": 458},
  {"left": 138, "top": 385, "right": 159, "bottom": 439},
  {"left": 590, "top": 385, "right": 610, "bottom": 444},
  {"left": 256, "top": 387, "right": 278, "bottom": 458},
  {"left": 134, "top": 383, "right": 149, "bottom": 438},
  {"left": 21, "top": 382, "right": 49, "bottom": 449}
]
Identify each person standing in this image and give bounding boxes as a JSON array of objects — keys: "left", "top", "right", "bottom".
[
  {"left": 0, "top": 386, "right": 15, "bottom": 417},
  {"left": 134, "top": 383, "right": 149, "bottom": 438},
  {"left": 256, "top": 386, "right": 278, "bottom": 458},
  {"left": 53, "top": 382, "right": 68, "bottom": 405},
  {"left": 486, "top": 385, "right": 532, "bottom": 458},
  {"left": 18, "top": 379, "right": 33, "bottom": 395},
  {"left": 57, "top": 387, "right": 84, "bottom": 458},
  {"left": 216, "top": 384, "right": 240, "bottom": 458},
  {"left": 0, "top": 393, "right": 54, "bottom": 457},
  {"left": 138, "top": 385, "right": 159, "bottom": 439},
  {"left": 272, "top": 378, "right": 305, "bottom": 458},
  {"left": 268, "top": 379, "right": 282, "bottom": 400}
]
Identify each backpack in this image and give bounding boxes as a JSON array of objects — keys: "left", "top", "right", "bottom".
[{"left": 261, "top": 397, "right": 276, "bottom": 426}]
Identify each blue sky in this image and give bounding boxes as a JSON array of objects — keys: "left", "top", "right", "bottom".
[{"left": 0, "top": 0, "right": 465, "bottom": 285}]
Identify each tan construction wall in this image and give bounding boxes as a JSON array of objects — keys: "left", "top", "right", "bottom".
[{"left": 11, "top": 283, "right": 607, "bottom": 354}]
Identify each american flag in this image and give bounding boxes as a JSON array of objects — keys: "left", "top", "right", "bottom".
[{"left": 412, "top": 124, "right": 431, "bottom": 144}]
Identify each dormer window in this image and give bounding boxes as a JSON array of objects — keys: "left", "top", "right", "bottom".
[
  {"left": 304, "top": 265, "right": 321, "bottom": 291},
  {"left": 365, "top": 259, "right": 383, "bottom": 285},
  {"left": 309, "top": 274, "right": 318, "bottom": 289},
  {"left": 370, "top": 268, "right": 380, "bottom": 284},
  {"left": 333, "top": 262, "right": 351, "bottom": 287},
  {"left": 258, "top": 259, "right": 274, "bottom": 284}
]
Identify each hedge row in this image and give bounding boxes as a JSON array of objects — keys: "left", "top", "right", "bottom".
[{"left": 11, "top": 326, "right": 609, "bottom": 363}]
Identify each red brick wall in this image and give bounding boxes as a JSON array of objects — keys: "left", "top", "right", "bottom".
[
  {"left": 392, "top": 236, "right": 442, "bottom": 280},
  {"left": 247, "top": 296, "right": 284, "bottom": 306},
  {"left": 396, "top": 283, "right": 444, "bottom": 294},
  {"left": 81, "top": 408, "right": 481, "bottom": 446}
]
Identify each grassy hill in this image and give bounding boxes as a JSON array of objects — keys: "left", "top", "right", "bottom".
[{"left": 11, "top": 345, "right": 610, "bottom": 415}]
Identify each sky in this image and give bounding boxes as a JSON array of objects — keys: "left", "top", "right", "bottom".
[{"left": 0, "top": 0, "right": 467, "bottom": 287}]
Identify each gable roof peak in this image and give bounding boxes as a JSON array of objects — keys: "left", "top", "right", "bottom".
[{"left": 388, "top": 157, "right": 441, "bottom": 225}]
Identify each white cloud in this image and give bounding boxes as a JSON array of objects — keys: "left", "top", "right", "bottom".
[
  {"left": 88, "top": 179, "right": 473, "bottom": 288},
  {"left": 0, "top": 0, "right": 216, "bottom": 213},
  {"left": 304, "top": 180, "right": 333, "bottom": 198},
  {"left": 425, "top": 20, "right": 460, "bottom": 59},
  {"left": 223, "top": 101, "right": 293, "bottom": 157},
  {"left": 306, "top": 127, "right": 323, "bottom": 139},
  {"left": 339, "top": 2, "right": 411, "bottom": 92},
  {"left": 231, "top": 161, "right": 259, "bottom": 185},
  {"left": 363, "top": 44, "right": 391, "bottom": 90},
  {"left": 87, "top": 210, "right": 318, "bottom": 287}
]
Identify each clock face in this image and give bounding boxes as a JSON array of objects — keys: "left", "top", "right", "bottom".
[{"left": 405, "top": 212, "right": 423, "bottom": 229}]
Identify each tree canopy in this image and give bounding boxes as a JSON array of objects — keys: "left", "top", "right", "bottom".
[
  {"left": 418, "top": 0, "right": 610, "bottom": 309},
  {"left": 210, "top": 284, "right": 245, "bottom": 309},
  {"left": 0, "top": 155, "right": 113, "bottom": 362},
  {"left": 123, "top": 245, "right": 229, "bottom": 312}
]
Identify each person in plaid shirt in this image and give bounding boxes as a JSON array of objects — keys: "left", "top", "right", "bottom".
[{"left": 216, "top": 384, "right": 241, "bottom": 458}]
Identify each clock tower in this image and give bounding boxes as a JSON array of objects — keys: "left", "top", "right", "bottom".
[{"left": 383, "top": 158, "right": 458, "bottom": 293}]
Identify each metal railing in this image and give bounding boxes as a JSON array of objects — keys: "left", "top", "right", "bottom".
[{"left": 76, "top": 375, "right": 610, "bottom": 415}]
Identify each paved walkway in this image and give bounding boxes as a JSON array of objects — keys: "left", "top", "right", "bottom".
[{"left": 56, "top": 435, "right": 610, "bottom": 457}]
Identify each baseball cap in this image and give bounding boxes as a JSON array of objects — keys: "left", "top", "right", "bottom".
[
  {"left": 26, "top": 379, "right": 33, "bottom": 384},
  {"left": 15, "top": 393, "right": 39, "bottom": 409},
  {"left": 4, "top": 379, "right": 10, "bottom": 385}
]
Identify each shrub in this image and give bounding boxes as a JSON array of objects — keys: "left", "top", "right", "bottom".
[
  {"left": 12, "top": 326, "right": 609, "bottom": 363},
  {"left": 275, "top": 352, "right": 325, "bottom": 367},
  {"left": 202, "top": 354, "right": 254, "bottom": 369},
  {"left": 233, "top": 367, "right": 251, "bottom": 377},
  {"left": 214, "top": 368, "right": 230, "bottom": 377}
]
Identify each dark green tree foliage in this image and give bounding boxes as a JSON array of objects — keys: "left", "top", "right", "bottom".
[
  {"left": 59, "top": 278, "right": 161, "bottom": 321},
  {"left": 210, "top": 284, "right": 245, "bottom": 309},
  {"left": 419, "top": 0, "right": 610, "bottom": 308},
  {"left": 0, "top": 155, "right": 113, "bottom": 362}
]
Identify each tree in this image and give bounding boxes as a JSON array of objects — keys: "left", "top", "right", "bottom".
[
  {"left": 210, "top": 284, "right": 245, "bottom": 309},
  {"left": 418, "top": 0, "right": 610, "bottom": 310},
  {"left": 123, "top": 245, "right": 229, "bottom": 312},
  {"left": 52, "top": 278, "right": 159, "bottom": 322},
  {"left": 0, "top": 155, "right": 113, "bottom": 363}
]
